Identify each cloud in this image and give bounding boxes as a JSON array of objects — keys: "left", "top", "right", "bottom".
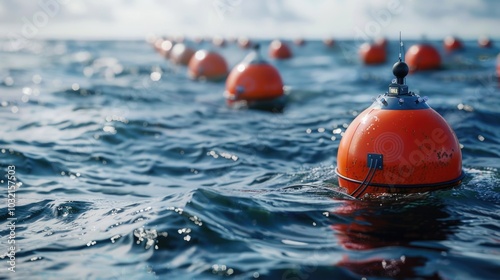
[{"left": 0, "top": 0, "right": 498, "bottom": 40}]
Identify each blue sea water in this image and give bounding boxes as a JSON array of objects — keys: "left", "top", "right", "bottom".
[{"left": 0, "top": 38, "right": 499, "bottom": 279}]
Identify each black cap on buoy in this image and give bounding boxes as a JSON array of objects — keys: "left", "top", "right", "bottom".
[{"left": 393, "top": 61, "right": 409, "bottom": 85}]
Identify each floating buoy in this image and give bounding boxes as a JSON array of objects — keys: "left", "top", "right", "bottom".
[
  {"left": 269, "top": 40, "right": 292, "bottom": 60},
  {"left": 405, "top": 44, "right": 441, "bottom": 72},
  {"left": 294, "top": 38, "right": 305, "bottom": 46},
  {"left": 497, "top": 53, "right": 500, "bottom": 77},
  {"left": 193, "top": 37, "right": 205, "bottom": 44},
  {"left": 359, "top": 42, "right": 386, "bottom": 65},
  {"left": 170, "top": 43, "right": 195, "bottom": 66},
  {"left": 212, "top": 37, "right": 226, "bottom": 47},
  {"left": 225, "top": 45, "right": 285, "bottom": 109},
  {"left": 375, "top": 37, "right": 388, "bottom": 48},
  {"left": 478, "top": 36, "right": 492, "bottom": 48},
  {"left": 187, "top": 50, "right": 228, "bottom": 81},
  {"left": 152, "top": 38, "right": 164, "bottom": 53},
  {"left": 323, "top": 38, "right": 335, "bottom": 47},
  {"left": 158, "top": 40, "right": 174, "bottom": 59},
  {"left": 443, "top": 36, "right": 463, "bottom": 52},
  {"left": 336, "top": 53, "right": 464, "bottom": 198},
  {"left": 238, "top": 37, "right": 253, "bottom": 49}
]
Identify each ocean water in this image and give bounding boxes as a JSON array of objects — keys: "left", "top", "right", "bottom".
[{"left": 0, "top": 38, "right": 499, "bottom": 279}]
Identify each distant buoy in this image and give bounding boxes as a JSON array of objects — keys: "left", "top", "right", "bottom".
[
  {"left": 478, "top": 36, "right": 492, "bottom": 48},
  {"left": 170, "top": 43, "right": 195, "bottom": 66},
  {"left": 153, "top": 38, "right": 164, "bottom": 53},
  {"left": 443, "top": 36, "right": 463, "bottom": 52},
  {"left": 323, "top": 38, "right": 335, "bottom": 47},
  {"left": 212, "top": 37, "right": 226, "bottom": 47},
  {"left": 225, "top": 45, "right": 285, "bottom": 108},
  {"left": 375, "top": 37, "right": 388, "bottom": 48},
  {"left": 497, "top": 53, "right": 500, "bottom": 77},
  {"left": 359, "top": 43, "right": 386, "bottom": 65},
  {"left": 238, "top": 37, "right": 253, "bottom": 49},
  {"left": 193, "top": 37, "right": 205, "bottom": 44},
  {"left": 188, "top": 50, "right": 228, "bottom": 81},
  {"left": 294, "top": 38, "right": 305, "bottom": 46},
  {"left": 158, "top": 40, "right": 174, "bottom": 59},
  {"left": 336, "top": 52, "right": 464, "bottom": 198},
  {"left": 269, "top": 40, "right": 292, "bottom": 60},
  {"left": 405, "top": 44, "right": 441, "bottom": 72}
]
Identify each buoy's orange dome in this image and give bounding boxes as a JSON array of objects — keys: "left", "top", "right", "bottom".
[
  {"left": 405, "top": 44, "right": 441, "bottom": 72},
  {"left": 188, "top": 50, "right": 228, "bottom": 81},
  {"left": 443, "top": 36, "right": 463, "bottom": 51},
  {"left": 478, "top": 36, "right": 492, "bottom": 48},
  {"left": 225, "top": 46, "right": 284, "bottom": 103},
  {"left": 170, "top": 43, "right": 195, "bottom": 66},
  {"left": 359, "top": 43, "right": 386, "bottom": 65},
  {"left": 336, "top": 60, "right": 463, "bottom": 198},
  {"left": 269, "top": 40, "right": 292, "bottom": 59}
]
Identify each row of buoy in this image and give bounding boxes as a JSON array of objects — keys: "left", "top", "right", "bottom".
[
  {"left": 148, "top": 36, "right": 499, "bottom": 197},
  {"left": 359, "top": 36, "right": 495, "bottom": 71},
  {"left": 151, "top": 37, "right": 286, "bottom": 109}
]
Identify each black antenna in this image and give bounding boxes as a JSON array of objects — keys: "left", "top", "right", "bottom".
[{"left": 399, "top": 31, "right": 405, "bottom": 62}]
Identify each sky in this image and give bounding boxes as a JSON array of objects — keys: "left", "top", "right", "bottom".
[{"left": 1, "top": 0, "right": 499, "bottom": 41}]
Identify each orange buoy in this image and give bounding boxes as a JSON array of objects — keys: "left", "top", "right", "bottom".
[
  {"left": 269, "top": 40, "right": 292, "bottom": 60},
  {"left": 336, "top": 57, "right": 464, "bottom": 198},
  {"left": 405, "top": 44, "right": 441, "bottom": 72},
  {"left": 443, "top": 36, "right": 463, "bottom": 52},
  {"left": 237, "top": 37, "right": 253, "bottom": 49},
  {"left": 193, "top": 37, "right": 205, "bottom": 44},
  {"left": 375, "top": 37, "right": 388, "bottom": 48},
  {"left": 323, "top": 38, "right": 335, "bottom": 47},
  {"left": 153, "top": 38, "right": 164, "bottom": 53},
  {"left": 478, "top": 36, "right": 492, "bottom": 48},
  {"left": 294, "top": 38, "right": 305, "bottom": 46},
  {"left": 187, "top": 50, "right": 228, "bottom": 81},
  {"left": 225, "top": 45, "right": 285, "bottom": 108},
  {"left": 359, "top": 42, "right": 386, "bottom": 65},
  {"left": 212, "top": 37, "right": 226, "bottom": 47},
  {"left": 170, "top": 43, "right": 195, "bottom": 66},
  {"left": 158, "top": 40, "right": 174, "bottom": 59},
  {"left": 497, "top": 53, "right": 500, "bottom": 77}
]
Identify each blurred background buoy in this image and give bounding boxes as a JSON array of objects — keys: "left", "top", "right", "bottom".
[
  {"left": 323, "top": 38, "right": 335, "bottom": 48},
  {"left": 405, "top": 44, "right": 441, "bottom": 72},
  {"left": 269, "top": 39, "right": 293, "bottom": 59},
  {"left": 158, "top": 39, "right": 174, "bottom": 59},
  {"left": 237, "top": 37, "right": 253, "bottom": 49},
  {"left": 188, "top": 50, "right": 228, "bottom": 81},
  {"left": 212, "top": 37, "right": 226, "bottom": 48},
  {"left": 225, "top": 44, "right": 285, "bottom": 109},
  {"left": 443, "top": 36, "right": 463, "bottom": 51},
  {"left": 375, "top": 37, "right": 388, "bottom": 48},
  {"left": 478, "top": 36, "right": 493, "bottom": 48},
  {"left": 170, "top": 43, "right": 195, "bottom": 66},
  {"left": 359, "top": 42, "right": 386, "bottom": 65},
  {"left": 294, "top": 38, "right": 305, "bottom": 46},
  {"left": 336, "top": 53, "right": 463, "bottom": 198},
  {"left": 497, "top": 53, "right": 500, "bottom": 77}
]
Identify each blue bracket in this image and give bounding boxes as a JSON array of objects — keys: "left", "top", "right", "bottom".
[{"left": 367, "top": 154, "right": 383, "bottom": 170}]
